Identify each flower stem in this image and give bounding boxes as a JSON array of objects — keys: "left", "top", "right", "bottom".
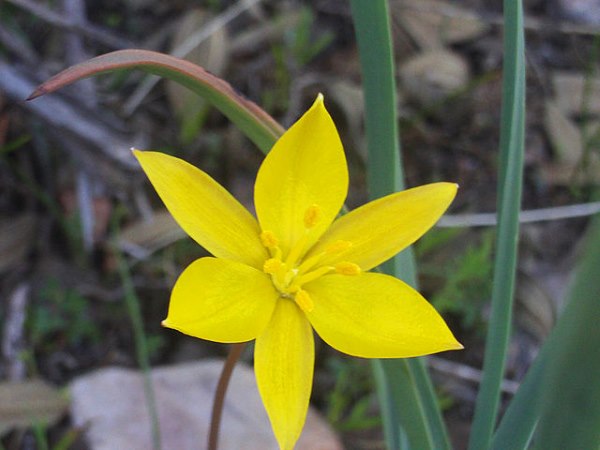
[{"left": 208, "top": 343, "right": 246, "bottom": 450}]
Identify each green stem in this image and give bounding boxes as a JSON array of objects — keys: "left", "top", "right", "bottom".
[
  {"left": 468, "top": 1, "right": 525, "bottom": 448},
  {"left": 350, "top": 1, "right": 450, "bottom": 449}
]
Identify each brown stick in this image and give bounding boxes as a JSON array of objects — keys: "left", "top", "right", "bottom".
[
  {"left": 208, "top": 343, "right": 247, "bottom": 450},
  {"left": 7, "top": 0, "right": 134, "bottom": 49}
]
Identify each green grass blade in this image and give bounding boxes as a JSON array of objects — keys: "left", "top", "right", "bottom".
[
  {"left": 492, "top": 215, "right": 600, "bottom": 449},
  {"left": 372, "top": 359, "right": 434, "bottom": 450},
  {"left": 28, "top": 50, "right": 284, "bottom": 154},
  {"left": 489, "top": 351, "right": 545, "bottom": 449},
  {"left": 534, "top": 216, "right": 600, "bottom": 449},
  {"left": 350, "top": 1, "right": 450, "bottom": 449},
  {"left": 114, "top": 240, "right": 162, "bottom": 450},
  {"left": 467, "top": 1, "right": 525, "bottom": 449},
  {"left": 370, "top": 360, "right": 406, "bottom": 450}
]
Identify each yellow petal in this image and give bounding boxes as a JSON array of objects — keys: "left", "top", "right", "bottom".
[
  {"left": 163, "top": 257, "right": 277, "bottom": 343},
  {"left": 254, "top": 95, "right": 348, "bottom": 256},
  {"left": 305, "top": 272, "right": 462, "bottom": 358},
  {"left": 134, "top": 150, "right": 267, "bottom": 268},
  {"left": 255, "top": 300, "right": 314, "bottom": 450},
  {"left": 307, "top": 182, "right": 457, "bottom": 271}
]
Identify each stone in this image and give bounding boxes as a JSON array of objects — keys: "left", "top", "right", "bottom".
[
  {"left": 397, "top": 0, "right": 489, "bottom": 50},
  {"left": 399, "top": 49, "right": 470, "bottom": 110},
  {"left": 69, "top": 361, "right": 343, "bottom": 450}
]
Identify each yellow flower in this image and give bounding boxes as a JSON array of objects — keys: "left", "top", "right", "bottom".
[{"left": 133, "top": 95, "right": 461, "bottom": 450}]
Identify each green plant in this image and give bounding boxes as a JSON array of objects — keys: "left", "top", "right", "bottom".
[
  {"left": 326, "top": 358, "right": 380, "bottom": 433},
  {"left": 263, "top": 7, "right": 333, "bottom": 112},
  {"left": 29, "top": 278, "right": 101, "bottom": 349},
  {"left": 418, "top": 230, "right": 494, "bottom": 331},
  {"left": 28, "top": 1, "right": 600, "bottom": 447}
]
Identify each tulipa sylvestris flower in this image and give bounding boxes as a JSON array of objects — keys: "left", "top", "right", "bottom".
[{"left": 133, "top": 94, "right": 462, "bottom": 450}]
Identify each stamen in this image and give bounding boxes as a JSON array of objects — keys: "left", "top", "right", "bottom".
[
  {"left": 260, "top": 230, "right": 279, "bottom": 249},
  {"left": 294, "top": 289, "right": 314, "bottom": 312},
  {"left": 296, "top": 253, "right": 322, "bottom": 274},
  {"left": 285, "top": 233, "right": 309, "bottom": 268},
  {"left": 335, "top": 262, "right": 361, "bottom": 276},
  {"left": 263, "top": 258, "right": 283, "bottom": 274},
  {"left": 303, "top": 204, "right": 322, "bottom": 229},
  {"left": 297, "top": 240, "right": 354, "bottom": 274},
  {"left": 296, "top": 266, "right": 333, "bottom": 285},
  {"left": 325, "top": 240, "right": 353, "bottom": 254}
]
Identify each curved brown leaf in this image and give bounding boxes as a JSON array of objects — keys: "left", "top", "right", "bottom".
[{"left": 29, "top": 49, "right": 284, "bottom": 153}]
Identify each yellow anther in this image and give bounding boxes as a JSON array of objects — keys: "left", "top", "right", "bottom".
[
  {"left": 334, "top": 262, "right": 361, "bottom": 276},
  {"left": 303, "top": 204, "right": 322, "bottom": 229},
  {"left": 263, "top": 258, "right": 284, "bottom": 274},
  {"left": 325, "top": 240, "right": 353, "bottom": 254},
  {"left": 260, "top": 230, "right": 279, "bottom": 249},
  {"left": 294, "top": 289, "right": 314, "bottom": 313}
]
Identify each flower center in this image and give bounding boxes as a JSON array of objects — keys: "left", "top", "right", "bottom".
[{"left": 260, "top": 204, "right": 360, "bottom": 313}]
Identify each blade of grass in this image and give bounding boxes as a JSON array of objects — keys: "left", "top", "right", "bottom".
[
  {"left": 534, "top": 215, "right": 600, "bottom": 449},
  {"left": 492, "top": 214, "right": 600, "bottom": 449},
  {"left": 467, "top": 1, "right": 525, "bottom": 449},
  {"left": 28, "top": 50, "right": 284, "bottom": 154},
  {"left": 489, "top": 348, "right": 545, "bottom": 449},
  {"left": 113, "top": 223, "right": 162, "bottom": 450},
  {"left": 52, "top": 426, "right": 84, "bottom": 450},
  {"left": 350, "top": 1, "right": 450, "bottom": 449},
  {"left": 32, "top": 422, "right": 49, "bottom": 450}
]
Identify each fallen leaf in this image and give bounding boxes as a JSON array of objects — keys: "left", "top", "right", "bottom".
[
  {"left": 544, "top": 100, "right": 583, "bottom": 166},
  {"left": 0, "top": 380, "right": 68, "bottom": 436},
  {"left": 552, "top": 71, "right": 600, "bottom": 115},
  {"left": 0, "top": 214, "right": 36, "bottom": 275},
  {"left": 118, "top": 211, "right": 186, "bottom": 259}
]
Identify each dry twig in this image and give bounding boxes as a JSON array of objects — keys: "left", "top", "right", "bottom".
[
  {"left": 1, "top": 283, "right": 30, "bottom": 381},
  {"left": 438, "top": 202, "right": 600, "bottom": 228},
  {"left": 7, "top": 0, "right": 134, "bottom": 49}
]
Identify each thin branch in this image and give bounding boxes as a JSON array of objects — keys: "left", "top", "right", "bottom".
[
  {"left": 62, "top": 0, "right": 101, "bottom": 252},
  {"left": 428, "top": 356, "right": 519, "bottom": 395},
  {"left": 0, "top": 26, "right": 39, "bottom": 64},
  {"left": 438, "top": 201, "right": 600, "bottom": 228},
  {"left": 7, "top": 0, "right": 134, "bottom": 49},
  {"left": 123, "top": 0, "right": 262, "bottom": 115},
  {"left": 1, "top": 283, "right": 30, "bottom": 381},
  {"left": 396, "top": 1, "right": 600, "bottom": 36}
]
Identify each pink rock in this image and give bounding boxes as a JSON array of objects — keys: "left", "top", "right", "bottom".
[{"left": 70, "top": 361, "right": 343, "bottom": 450}]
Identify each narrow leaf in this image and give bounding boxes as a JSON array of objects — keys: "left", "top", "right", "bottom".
[
  {"left": 490, "top": 351, "right": 545, "bottom": 449},
  {"left": 350, "top": 1, "right": 450, "bottom": 449},
  {"left": 467, "top": 1, "right": 526, "bottom": 448},
  {"left": 28, "top": 49, "right": 284, "bottom": 154},
  {"left": 492, "top": 215, "right": 600, "bottom": 449},
  {"left": 535, "top": 216, "right": 600, "bottom": 449}
]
